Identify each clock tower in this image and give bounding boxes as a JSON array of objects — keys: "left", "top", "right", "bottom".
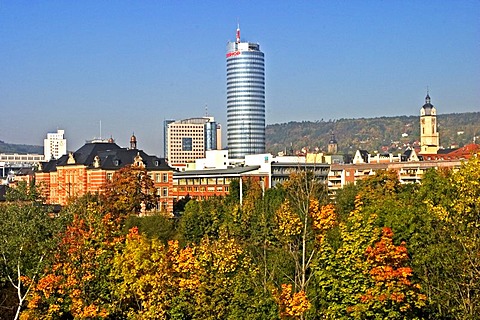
[{"left": 419, "top": 93, "right": 439, "bottom": 154}]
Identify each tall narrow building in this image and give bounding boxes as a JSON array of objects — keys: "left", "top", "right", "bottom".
[
  {"left": 226, "top": 26, "right": 265, "bottom": 159},
  {"left": 419, "top": 93, "right": 440, "bottom": 154},
  {"left": 44, "top": 129, "right": 67, "bottom": 161}
]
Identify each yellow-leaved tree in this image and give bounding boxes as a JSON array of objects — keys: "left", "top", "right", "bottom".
[{"left": 273, "top": 171, "right": 333, "bottom": 319}]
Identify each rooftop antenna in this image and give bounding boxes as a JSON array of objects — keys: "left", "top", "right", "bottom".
[
  {"left": 205, "top": 104, "right": 209, "bottom": 117},
  {"left": 236, "top": 20, "right": 240, "bottom": 43},
  {"left": 99, "top": 120, "right": 102, "bottom": 139}
]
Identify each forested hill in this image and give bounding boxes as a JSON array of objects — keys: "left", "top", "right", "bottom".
[
  {"left": 266, "top": 112, "right": 480, "bottom": 156},
  {"left": 0, "top": 140, "right": 43, "bottom": 154}
]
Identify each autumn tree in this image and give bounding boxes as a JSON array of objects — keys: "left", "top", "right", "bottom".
[
  {"left": 273, "top": 283, "right": 310, "bottom": 319},
  {"left": 111, "top": 227, "right": 177, "bottom": 319},
  {"left": 112, "top": 228, "right": 276, "bottom": 319},
  {"left": 352, "top": 227, "right": 426, "bottom": 319},
  {"left": 22, "top": 196, "right": 123, "bottom": 319},
  {"left": 102, "top": 164, "right": 157, "bottom": 217},
  {"left": 272, "top": 170, "right": 330, "bottom": 319}
]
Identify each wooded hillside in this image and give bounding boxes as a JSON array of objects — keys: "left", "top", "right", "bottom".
[
  {"left": 266, "top": 112, "right": 480, "bottom": 155},
  {"left": 0, "top": 141, "right": 42, "bottom": 154}
]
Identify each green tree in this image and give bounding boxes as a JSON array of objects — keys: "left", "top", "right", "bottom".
[
  {"left": 124, "top": 213, "right": 177, "bottom": 243},
  {"left": 314, "top": 196, "right": 379, "bottom": 319},
  {"left": 416, "top": 155, "right": 480, "bottom": 319},
  {"left": 0, "top": 190, "right": 63, "bottom": 320},
  {"left": 5, "top": 181, "right": 42, "bottom": 202},
  {"left": 179, "top": 196, "right": 227, "bottom": 244}
]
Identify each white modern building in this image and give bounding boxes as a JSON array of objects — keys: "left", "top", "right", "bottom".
[
  {"left": 226, "top": 26, "right": 265, "bottom": 159},
  {"left": 44, "top": 129, "right": 67, "bottom": 161}
]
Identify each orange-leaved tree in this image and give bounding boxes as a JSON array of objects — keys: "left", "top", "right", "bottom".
[
  {"left": 273, "top": 283, "right": 311, "bottom": 319},
  {"left": 354, "top": 227, "right": 426, "bottom": 318}
]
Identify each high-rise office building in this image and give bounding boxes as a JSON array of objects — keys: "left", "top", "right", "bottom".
[
  {"left": 226, "top": 26, "right": 265, "bottom": 159},
  {"left": 165, "top": 117, "right": 221, "bottom": 168},
  {"left": 44, "top": 129, "right": 67, "bottom": 161}
]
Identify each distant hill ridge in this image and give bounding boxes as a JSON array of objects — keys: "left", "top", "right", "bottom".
[
  {"left": 0, "top": 140, "right": 43, "bottom": 154},
  {"left": 266, "top": 112, "right": 480, "bottom": 156}
]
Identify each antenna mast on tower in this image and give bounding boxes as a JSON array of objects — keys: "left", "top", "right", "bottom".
[{"left": 236, "top": 22, "right": 240, "bottom": 43}]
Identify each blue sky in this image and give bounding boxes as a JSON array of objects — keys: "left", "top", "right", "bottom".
[{"left": 1, "top": 0, "right": 479, "bottom": 155}]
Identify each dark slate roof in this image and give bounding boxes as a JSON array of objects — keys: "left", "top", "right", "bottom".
[
  {"left": 422, "top": 103, "right": 434, "bottom": 115},
  {"left": 437, "top": 148, "right": 458, "bottom": 155},
  {"left": 56, "top": 142, "right": 121, "bottom": 167},
  {"left": 39, "top": 159, "right": 58, "bottom": 172},
  {"left": 401, "top": 149, "right": 413, "bottom": 161},
  {"left": 422, "top": 94, "right": 434, "bottom": 115},
  {"left": 358, "top": 150, "right": 369, "bottom": 162},
  {"left": 38, "top": 142, "right": 171, "bottom": 172},
  {"left": 16, "top": 168, "right": 34, "bottom": 176},
  {"left": 403, "top": 149, "right": 413, "bottom": 157},
  {"left": 97, "top": 148, "right": 170, "bottom": 170},
  {"left": 328, "top": 133, "right": 337, "bottom": 144}
]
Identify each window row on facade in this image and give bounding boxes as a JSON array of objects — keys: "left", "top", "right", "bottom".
[
  {"left": 227, "top": 99, "right": 265, "bottom": 105},
  {"left": 226, "top": 58, "right": 264, "bottom": 65},
  {"left": 226, "top": 89, "right": 265, "bottom": 95},
  {"left": 226, "top": 121, "right": 266, "bottom": 128},
  {"left": 174, "top": 177, "right": 235, "bottom": 186},
  {"left": 173, "top": 186, "right": 229, "bottom": 193},
  {"left": 227, "top": 73, "right": 264, "bottom": 79},
  {"left": 227, "top": 70, "right": 264, "bottom": 77}
]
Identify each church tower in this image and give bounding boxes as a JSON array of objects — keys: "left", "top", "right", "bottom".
[
  {"left": 130, "top": 133, "right": 137, "bottom": 150},
  {"left": 327, "top": 133, "right": 338, "bottom": 154},
  {"left": 419, "top": 93, "right": 439, "bottom": 154}
]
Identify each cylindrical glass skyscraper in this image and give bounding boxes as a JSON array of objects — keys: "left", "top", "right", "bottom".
[{"left": 226, "top": 27, "right": 265, "bottom": 159}]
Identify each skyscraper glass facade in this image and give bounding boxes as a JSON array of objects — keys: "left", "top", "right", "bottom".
[{"left": 226, "top": 33, "right": 265, "bottom": 159}]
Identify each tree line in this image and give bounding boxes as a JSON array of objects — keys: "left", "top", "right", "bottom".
[{"left": 0, "top": 156, "right": 479, "bottom": 319}]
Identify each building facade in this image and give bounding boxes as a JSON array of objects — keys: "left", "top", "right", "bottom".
[
  {"left": 226, "top": 26, "right": 265, "bottom": 159},
  {"left": 35, "top": 138, "right": 174, "bottom": 213},
  {"left": 44, "top": 129, "right": 67, "bottom": 161},
  {"left": 165, "top": 117, "right": 221, "bottom": 169},
  {"left": 172, "top": 166, "right": 269, "bottom": 202}
]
